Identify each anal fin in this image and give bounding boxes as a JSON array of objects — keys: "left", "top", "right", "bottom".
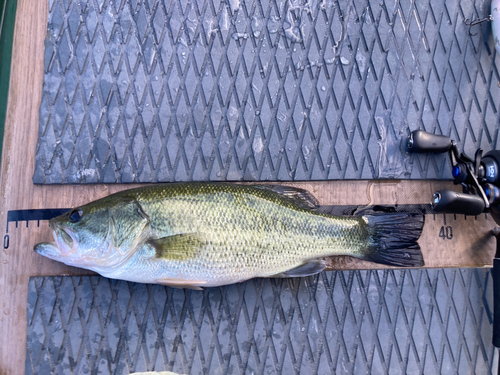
[
  {"left": 156, "top": 278, "right": 206, "bottom": 290},
  {"left": 271, "top": 259, "right": 326, "bottom": 278}
]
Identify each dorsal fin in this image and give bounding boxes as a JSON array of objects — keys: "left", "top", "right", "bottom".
[{"left": 254, "top": 185, "right": 319, "bottom": 209}]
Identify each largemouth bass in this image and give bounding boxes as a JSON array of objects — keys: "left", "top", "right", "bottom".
[{"left": 34, "top": 184, "right": 424, "bottom": 289}]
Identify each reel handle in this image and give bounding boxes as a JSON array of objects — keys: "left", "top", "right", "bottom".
[
  {"left": 408, "top": 130, "right": 453, "bottom": 153},
  {"left": 431, "top": 190, "right": 485, "bottom": 215}
]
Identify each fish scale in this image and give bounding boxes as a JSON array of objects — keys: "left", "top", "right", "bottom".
[
  {"left": 135, "top": 185, "right": 363, "bottom": 279},
  {"left": 34, "top": 183, "right": 424, "bottom": 288}
]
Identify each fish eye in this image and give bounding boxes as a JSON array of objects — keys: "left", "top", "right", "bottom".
[{"left": 69, "top": 208, "right": 83, "bottom": 223}]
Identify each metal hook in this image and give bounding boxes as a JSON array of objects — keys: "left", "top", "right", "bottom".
[
  {"left": 464, "top": 15, "right": 493, "bottom": 26},
  {"left": 464, "top": 15, "right": 493, "bottom": 36}
]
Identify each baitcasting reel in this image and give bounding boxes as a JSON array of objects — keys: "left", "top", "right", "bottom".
[{"left": 407, "top": 130, "right": 500, "bottom": 224}]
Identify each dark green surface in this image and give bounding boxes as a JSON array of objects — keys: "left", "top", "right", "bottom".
[{"left": 0, "top": 0, "right": 18, "bottom": 164}]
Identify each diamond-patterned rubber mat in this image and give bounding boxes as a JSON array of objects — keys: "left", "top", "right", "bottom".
[
  {"left": 33, "top": 0, "right": 500, "bottom": 184},
  {"left": 26, "top": 269, "right": 497, "bottom": 374}
]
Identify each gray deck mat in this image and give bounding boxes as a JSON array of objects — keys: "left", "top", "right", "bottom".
[
  {"left": 26, "top": 269, "right": 497, "bottom": 374},
  {"left": 33, "top": 0, "right": 500, "bottom": 184}
]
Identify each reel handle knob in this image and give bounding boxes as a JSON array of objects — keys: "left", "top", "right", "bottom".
[
  {"left": 431, "top": 190, "right": 485, "bottom": 215},
  {"left": 408, "top": 130, "right": 453, "bottom": 153}
]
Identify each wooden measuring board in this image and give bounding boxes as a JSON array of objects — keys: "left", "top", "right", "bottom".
[
  {"left": 0, "top": 0, "right": 497, "bottom": 374},
  {"left": 3, "top": 199, "right": 497, "bottom": 271}
]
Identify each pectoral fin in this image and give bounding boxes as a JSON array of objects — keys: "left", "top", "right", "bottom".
[
  {"left": 156, "top": 278, "right": 206, "bottom": 290},
  {"left": 148, "top": 233, "right": 205, "bottom": 261},
  {"left": 271, "top": 259, "right": 326, "bottom": 278}
]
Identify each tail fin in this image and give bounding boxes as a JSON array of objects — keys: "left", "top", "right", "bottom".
[{"left": 359, "top": 213, "right": 424, "bottom": 267}]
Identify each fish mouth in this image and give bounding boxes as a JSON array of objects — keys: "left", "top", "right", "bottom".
[
  {"left": 59, "top": 228, "right": 74, "bottom": 249},
  {"left": 34, "top": 241, "right": 61, "bottom": 259},
  {"left": 34, "top": 222, "right": 77, "bottom": 263},
  {"left": 49, "top": 220, "right": 76, "bottom": 255}
]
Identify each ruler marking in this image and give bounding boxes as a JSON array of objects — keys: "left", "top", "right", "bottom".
[
  {"left": 6, "top": 209, "right": 70, "bottom": 224},
  {"left": 3, "top": 209, "right": 71, "bottom": 251}
]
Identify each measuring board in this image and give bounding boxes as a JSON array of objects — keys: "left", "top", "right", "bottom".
[{"left": 3, "top": 199, "right": 497, "bottom": 272}]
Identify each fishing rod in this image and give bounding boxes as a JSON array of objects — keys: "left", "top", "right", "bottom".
[
  {"left": 409, "top": 6, "right": 500, "bottom": 365},
  {"left": 407, "top": 129, "right": 500, "bottom": 371}
]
